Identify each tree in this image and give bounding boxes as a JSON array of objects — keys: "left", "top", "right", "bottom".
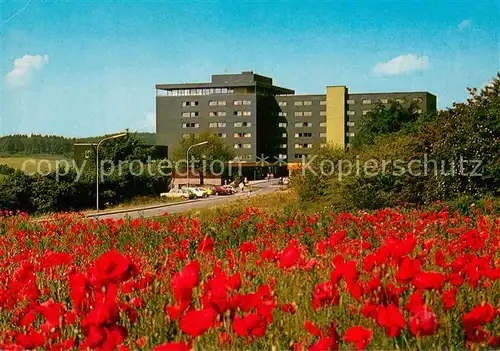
[
  {"left": 352, "top": 101, "right": 422, "bottom": 148},
  {"left": 171, "top": 133, "right": 235, "bottom": 184}
]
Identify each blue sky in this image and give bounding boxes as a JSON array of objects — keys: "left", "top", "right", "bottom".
[{"left": 1, "top": 0, "right": 499, "bottom": 137}]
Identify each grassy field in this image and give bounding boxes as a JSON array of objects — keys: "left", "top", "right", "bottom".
[{"left": 0, "top": 155, "right": 68, "bottom": 174}]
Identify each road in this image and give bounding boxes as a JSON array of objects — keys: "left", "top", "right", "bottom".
[{"left": 88, "top": 180, "right": 280, "bottom": 220}]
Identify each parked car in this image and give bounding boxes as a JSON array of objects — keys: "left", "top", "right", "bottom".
[
  {"left": 212, "top": 185, "right": 231, "bottom": 195},
  {"left": 283, "top": 177, "right": 290, "bottom": 185},
  {"left": 185, "top": 187, "right": 208, "bottom": 198},
  {"left": 160, "top": 188, "right": 195, "bottom": 200},
  {"left": 203, "top": 187, "right": 214, "bottom": 195},
  {"left": 223, "top": 185, "right": 236, "bottom": 194}
]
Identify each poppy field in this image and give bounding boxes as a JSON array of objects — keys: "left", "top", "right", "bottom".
[{"left": 0, "top": 203, "right": 499, "bottom": 350}]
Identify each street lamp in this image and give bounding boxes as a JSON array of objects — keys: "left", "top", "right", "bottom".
[
  {"left": 186, "top": 141, "right": 208, "bottom": 188},
  {"left": 96, "top": 132, "right": 128, "bottom": 211}
]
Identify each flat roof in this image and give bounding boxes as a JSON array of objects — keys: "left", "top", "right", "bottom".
[{"left": 156, "top": 81, "right": 294, "bottom": 94}]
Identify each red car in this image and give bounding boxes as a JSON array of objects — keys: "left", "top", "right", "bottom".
[{"left": 212, "top": 186, "right": 231, "bottom": 195}]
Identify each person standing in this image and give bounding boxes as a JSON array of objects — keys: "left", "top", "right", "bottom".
[{"left": 239, "top": 181, "right": 245, "bottom": 192}]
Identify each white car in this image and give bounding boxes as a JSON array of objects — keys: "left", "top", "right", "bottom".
[
  {"left": 223, "top": 185, "right": 236, "bottom": 194},
  {"left": 186, "top": 187, "right": 209, "bottom": 198},
  {"left": 160, "top": 189, "right": 194, "bottom": 200}
]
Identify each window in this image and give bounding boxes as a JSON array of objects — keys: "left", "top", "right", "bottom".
[
  {"left": 218, "top": 122, "right": 226, "bottom": 127},
  {"left": 320, "top": 132, "right": 327, "bottom": 137},
  {"left": 234, "top": 144, "right": 241, "bottom": 149},
  {"left": 280, "top": 144, "right": 287, "bottom": 148},
  {"left": 218, "top": 100, "right": 227, "bottom": 106},
  {"left": 234, "top": 132, "right": 251, "bottom": 138},
  {"left": 233, "top": 100, "right": 242, "bottom": 106},
  {"left": 234, "top": 122, "right": 252, "bottom": 127},
  {"left": 320, "top": 122, "right": 327, "bottom": 127},
  {"left": 240, "top": 154, "right": 252, "bottom": 160},
  {"left": 320, "top": 100, "right": 326, "bottom": 105},
  {"left": 233, "top": 111, "right": 251, "bottom": 116},
  {"left": 362, "top": 99, "right": 372, "bottom": 104},
  {"left": 181, "top": 111, "right": 198, "bottom": 118},
  {"left": 362, "top": 110, "right": 371, "bottom": 115},
  {"left": 294, "top": 154, "right": 303, "bottom": 159},
  {"left": 294, "top": 112, "right": 303, "bottom": 117},
  {"left": 320, "top": 111, "right": 326, "bottom": 116},
  {"left": 182, "top": 133, "right": 190, "bottom": 138},
  {"left": 181, "top": 101, "right": 198, "bottom": 107},
  {"left": 278, "top": 154, "right": 287, "bottom": 160},
  {"left": 278, "top": 112, "right": 287, "bottom": 117},
  {"left": 182, "top": 123, "right": 199, "bottom": 128},
  {"left": 209, "top": 122, "right": 225, "bottom": 128},
  {"left": 295, "top": 143, "right": 312, "bottom": 149},
  {"left": 243, "top": 100, "right": 251, "bottom": 105},
  {"left": 413, "top": 97, "right": 423, "bottom": 103},
  {"left": 278, "top": 101, "right": 287, "bottom": 106},
  {"left": 209, "top": 111, "right": 217, "bottom": 117},
  {"left": 320, "top": 144, "right": 327, "bottom": 148},
  {"left": 294, "top": 101, "right": 303, "bottom": 106},
  {"left": 294, "top": 122, "right": 302, "bottom": 128},
  {"left": 347, "top": 121, "right": 355, "bottom": 127},
  {"left": 295, "top": 144, "right": 303, "bottom": 149},
  {"left": 346, "top": 132, "right": 355, "bottom": 137},
  {"left": 304, "top": 111, "right": 312, "bottom": 117},
  {"left": 379, "top": 98, "right": 389, "bottom": 104},
  {"left": 347, "top": 99, "right": 355, "bottom": 104},
  {"left": 304, "top": 101, "right": 312, "bottom": 106},
  {"left": 209, "top": 122, "right": 217, "bottom": 128},
  {"left": 218, "top": 133, "right": 226, "bottom": 138},
  {"left": 242, "top": 143, "right": 251, "bottom": 149},
  {"left": 209, "top": 100, "right": 217, "bottom": 106},
  {"left": 347, "top": 111, "right": 356, "bottom": 116},
  {"left": 278, "top": 122, "right": 287, "bottom": 128},
  {"left": 294, "top": 132, "right": 312, "bottom": 137},
  {"left": 218, "top": 111, "right": 226, "bottom": 117},
  {"left": 282, "top": 132, "right": 287, "bottom": 137}
]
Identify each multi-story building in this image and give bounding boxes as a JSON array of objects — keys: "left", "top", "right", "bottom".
[{"left": 156, "top": 71, "right": 437, "bottom": 162}]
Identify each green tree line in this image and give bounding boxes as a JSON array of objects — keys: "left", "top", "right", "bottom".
[{"left": 0, "top": 133, "right": 156, "bottom": 157}]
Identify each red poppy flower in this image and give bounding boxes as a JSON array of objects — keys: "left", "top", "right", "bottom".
[
  {"left": 179, "top": 308, "right": 217, "bottom": 337},
  {"left": 463, "top": 303, "right": 497, "bottom": 332},
  {"left": 279, "top": 241, "right": 301, "bottom": 269},
  {"left": 409, "top": 305, "right": 439, "bottom": 336},
  {"left": 412, "top": 271, "right": 446, "bottom": 290},
  {"left": 89, "top": 250, "right": 133, "bottom": 286},
  {"left": 312, "top": 281, "right": 339, "bottom": 311},
  {"left": 232, "top": 313, "right": 268, "bottom": 338},
  {"left": 441, "top": 289, "right": 456, "bottom": 310},
  {"left": 396, "top": 257, "right": 420, "bottom": 282},
  {"left": 281, "top": 303, "right": 296, "bottom": 314},
  {"left": 376, "top": 305, "right": 406, "bottom": 337},
  {"left": 343, "top": 326, "right": 373, "bottom": 350}
]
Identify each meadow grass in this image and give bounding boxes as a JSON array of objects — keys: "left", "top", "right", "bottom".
[{"left": 0, "top": 155, "right": 68, "bottom": 173}]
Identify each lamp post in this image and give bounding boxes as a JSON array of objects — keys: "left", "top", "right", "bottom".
[
  {"left": 96, "top": 132, "right": 127, "bottom": 211},
  {"left": 186, "top": 141, "right": 208, "bottom": 188}
]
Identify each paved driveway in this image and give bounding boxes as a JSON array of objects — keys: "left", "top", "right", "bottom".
[{"left": 89, "top": 180, "right": 280, "bottom": 220}]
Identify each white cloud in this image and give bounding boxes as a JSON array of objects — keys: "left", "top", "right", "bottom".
[
  {"left": 458, "top": 19, "right": 472, "bottom": 30},
  {"left": 4, "top": 54, "right": 49, "bottom": 88},
  {"left": 372, "top": 54, "right": 429, "bottom": 77}
]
